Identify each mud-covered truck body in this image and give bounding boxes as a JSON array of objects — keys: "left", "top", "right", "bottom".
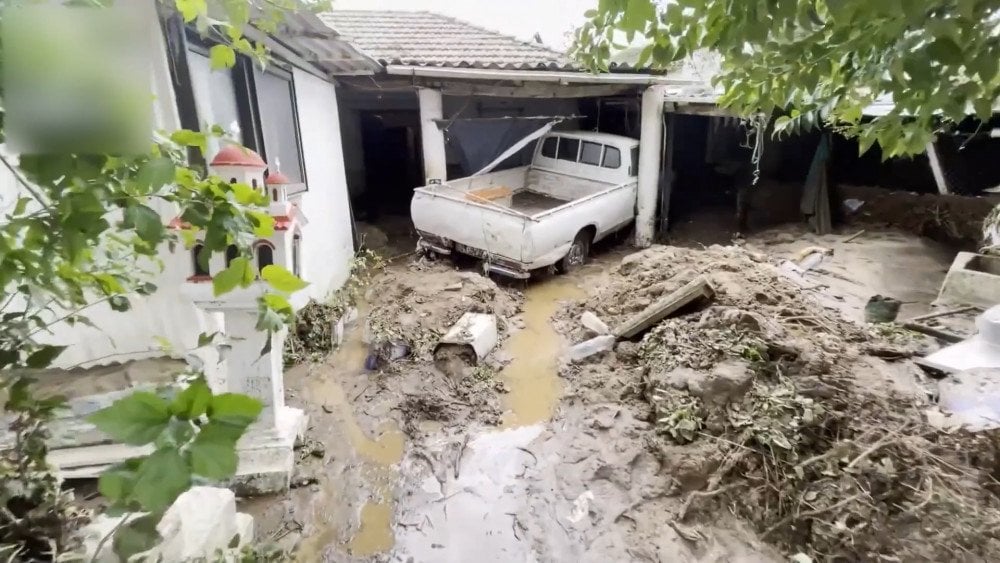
[{"left": 411, "top": 131, "right": 640, "bottom": 278}]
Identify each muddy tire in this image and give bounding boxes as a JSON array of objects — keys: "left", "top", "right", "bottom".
[{"left": 557, "top": 231, "right": 591, "bottom": 274}]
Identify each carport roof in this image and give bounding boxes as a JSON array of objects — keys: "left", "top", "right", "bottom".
[{"left": 318, "top": 10, "right": 581, "bottom": 71}]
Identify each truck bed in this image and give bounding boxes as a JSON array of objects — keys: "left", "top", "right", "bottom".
[{"left": 510, "top": 191, "right": 570, "bottom": 215}]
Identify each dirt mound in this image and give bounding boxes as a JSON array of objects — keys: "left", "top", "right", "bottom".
[
  {"left": 558, "top": 244, "right": 1000, "bottom": 561},
  {"left": 366, "top": 264, "right": 521, "bottom": 363}
]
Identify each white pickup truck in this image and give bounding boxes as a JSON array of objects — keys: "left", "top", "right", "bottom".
[{"left": 411, "top": 131, "right": 640, "bottom": 279}]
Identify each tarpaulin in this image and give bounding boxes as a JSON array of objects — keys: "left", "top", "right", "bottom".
[{"left": 445, "top": 118, "right": 556, "bottom": 176}]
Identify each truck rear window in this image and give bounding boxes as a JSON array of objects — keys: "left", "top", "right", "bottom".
[
  {"left": 541, "top": 136, "right": 558, "bottom": 158},
  {"left": 557, "top": 138, "right": 580, "bottom": 161},
  {"left": 603, "top": 146, "right": 621, "bottom": 168},
  {"left": 580, "top": 141, "right": 602, "bottom": 165}
]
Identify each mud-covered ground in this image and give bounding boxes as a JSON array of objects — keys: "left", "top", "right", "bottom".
[{"left": 246, "top": 223, "right": 1000, "bottom": 562}]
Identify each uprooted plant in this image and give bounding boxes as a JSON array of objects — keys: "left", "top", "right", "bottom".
[
  {"left": 660, "top": 353, "right": 1000, "bottom": 561},
  {"left": 284, "top": 249, "right": 385, "bottom": 365}
]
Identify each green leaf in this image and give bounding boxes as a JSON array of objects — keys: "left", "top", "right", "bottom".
[
  {"left": 170, "top": 378, "right": 212, "bottom": 419},
  {"left": 88, "top": 392, "right": 172, "bottom": 445},
  {"left": 213, "top": 256, "right": 251, "bottom": 296},
  {"left": 197, "top": 332, "right": 219, "bottom": 347},
  {"left": 210, "top": 45, "right": 237, "bottom": 69},
  {"left": 187, "top": 424, "right": 240, "bottom": 480},
  {"left": 209, "top": 393, "right": 262, "bottom": 427},
  {"left": 175, "top": 0, "right": 207, "bottom": 22},
  {"left": 132, "top": 448, "right": 191, "bottom": 512},
  {"left": 26, "top": 345, "right": 66, "bottom": 368},
  {"left": 928, "top": 38, "right": 963, "bottom": 65},
  {"left": 98, "top": 459, "right": 140, "bottom": 503},
  {"left": 261, "top": 265, "right": 309, "bottom": 293},
  {"left": 136, "top": 157, "right": 176, "bottom": 191},
  {"left": 112, "top": 513, "right": 162, "bottom": 562},
  {"left": 248, "top": 211, "right": 275, "bottom": 237},
  {"left": 170, "top": 130, "right": 208, "bottom": 154}
]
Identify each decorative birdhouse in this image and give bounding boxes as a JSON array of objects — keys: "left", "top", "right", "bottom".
[
  {"left": 171, "top": 147, "right": 307, "bottom": 284},
  {"left": 266, "top": 169, "right": 292, "bottom": 206},
  {"left": 210, "top": 144, "right": 267, "bottom": 193}
]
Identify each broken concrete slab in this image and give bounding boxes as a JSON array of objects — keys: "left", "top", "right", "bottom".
[
  {"left": 435, "top": 312, "right": 498, "bottom": 363},
  {"left": 918, "top": 304, "right": 1000, "bottom": 374},
  {"left": 613, "top": 276, "right": 715, "bottom": 339},
  {"left": 937, "top": 368, "right": 1000, "bottom": 431},
  {"left": 580, "top": 311, "right": 610, "bottom": 336},
  {"left": 566, "top": 335, "right": 615, "bottom": 362},
  {"left": 937, "top": 252, "right": 1000, "bottom": 308},
  {"left": 78, "top": 486, "right": 253, "bottom": 562}
]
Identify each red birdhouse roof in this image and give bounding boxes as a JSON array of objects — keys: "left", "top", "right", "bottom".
[
  {"left": 266, "top": 170, "right": 293, "bottom": 185},
  {"left": 210, "top": 145, "right": 267, "bottom": 168}
]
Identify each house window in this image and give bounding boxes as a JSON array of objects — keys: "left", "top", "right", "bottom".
[
  {"left": 580, "top": 141, "right": 602, "bottom": 166},
  {"left": 255, "top": 242, "right": 274, "bottom": 272},
  {"left": 168, "top": 22, "right": 307, "bottom": 189},
  {"left": 603, "top": 147, "right": 621, "bottom": 169},
  {"left": 540, "top": 136, "right": 558, "bottom": 158},
  {"left": 557, "top": 138, "right": 580, "bottom": 162},
  {"left": 192, "top": 244, "right": 210, "bottom": 276},
  {"left": 225, "top": 245, "right": 239, "bottom": 267},
  {"left": 292, "top": 235, "right": 301, "bottom": 277},
  {"left": 254, "top": 68, "right": 306, "bottom": 185}
]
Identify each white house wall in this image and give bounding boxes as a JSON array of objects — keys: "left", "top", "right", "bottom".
[
  {"left": 290, "top": 68, "right": 355, "bottom": 298},
  {"left": 13, "top": 15, "right": 354, "bottom": 369}
]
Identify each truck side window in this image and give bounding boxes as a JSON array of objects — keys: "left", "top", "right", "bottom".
[
  {"left": 557, "top": 138, "right": 580, "bottom": 161},
  {"left": 580, "top": 141, "right": 602, "bottom": 166},
  {"left": 541, "top": 136, "right": 558, "bottom": 158},
  {"left": 603, "top": 146, "right": 621, "bottom": 168}
]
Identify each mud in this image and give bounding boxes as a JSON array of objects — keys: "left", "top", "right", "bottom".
[{"left": 250, "top": 224, "right": 993, "bottom": 562}]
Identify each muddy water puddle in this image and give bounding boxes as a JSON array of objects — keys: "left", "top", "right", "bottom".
[
  {"left": 295, "top": 307, "right": 406, "bottom": 561},
  {"left": 501, "top": 278, "right": 585, "bottom": 427}
]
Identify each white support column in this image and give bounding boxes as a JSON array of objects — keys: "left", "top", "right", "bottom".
[
  {"left": 926, "top": 140, "right": 950, "bottom": 195},
  {"left": 418, "top": 88, "right": 448, "bottom": 184},
  {"left": 636, "top": 85, "right": 668, "bottom": 247}
]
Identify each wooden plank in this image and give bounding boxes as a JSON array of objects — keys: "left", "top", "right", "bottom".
[
  {"left": 902, "top": 322, "right": 965, "bottom": 343},
  {"left": 905, "top": 305, "right": 980, "bottom": 323},
  {"left": 614, "top": 276, "right": 715, "bottom": 339}
]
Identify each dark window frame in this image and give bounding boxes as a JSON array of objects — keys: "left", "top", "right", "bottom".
[{"left": 164, "top": 18, "right": 308, "bottom": 189}]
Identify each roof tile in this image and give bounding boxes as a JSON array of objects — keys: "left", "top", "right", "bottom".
[{"left": 319, "top": 10, "right": 579, "bottom": 71}]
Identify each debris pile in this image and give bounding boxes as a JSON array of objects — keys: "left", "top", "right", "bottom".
[
  {"left": 560, "top": 244, "right": 1000, "bottom": 561},
  {"left": 366, "top": 269, "right": 520, "bottom": 364},
  {"left": 362, "top": 264, "right": 521, "bottom": 430}
]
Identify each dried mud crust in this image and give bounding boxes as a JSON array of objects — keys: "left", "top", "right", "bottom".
[
  {"left": 557, "top": 244, "right": 1000, "bottom": 561},
  {"left": 365, "top": 262, "right": 522, "bottom": 431}
]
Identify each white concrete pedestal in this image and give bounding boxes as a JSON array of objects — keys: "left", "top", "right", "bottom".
[
  {"left": 229, "top": 405, "right": 307, "bottom": 495},
  {"left": 182, "top": 283, "right": 308, "bottom": 495}
]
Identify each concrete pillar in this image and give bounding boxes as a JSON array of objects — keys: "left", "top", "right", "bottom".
[
  {"left": 636, "top": 85, "right": 668, "bottom": 247},
  {"left": 418, "top": 88, "right": 448, "bottom": 184}
]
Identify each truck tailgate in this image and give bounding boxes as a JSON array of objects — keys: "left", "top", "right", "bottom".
[{"left": 411, "top": 187, "right": 532, "bottom": 262}]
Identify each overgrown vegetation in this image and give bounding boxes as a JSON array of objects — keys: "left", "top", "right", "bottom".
[
  {"left": 574, "top": 0, "right": 1000, "bottom": 158},
  {"left": 284, "top": 249, "right": 385, "bottom": 365}
]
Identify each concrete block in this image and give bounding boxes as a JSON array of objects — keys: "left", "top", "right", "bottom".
[
  {"left": 76, "top": 487, "right": 254, "bottom": 563},
  {"left": 937, "top": 252, "right": 1000, "bottom": 308},
  {"left": 157, "top": 487, "right": 239, "bottom": 561},
  {"left": 228, "top": 405, "right": 306, "bottom": 496}
]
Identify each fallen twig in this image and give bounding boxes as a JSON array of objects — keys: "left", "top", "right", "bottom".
[{"left": 762, "top": 492, "right": 867, "bottom": 539}]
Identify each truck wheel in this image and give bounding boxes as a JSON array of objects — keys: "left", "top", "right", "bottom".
[{"left": 557, "top": 232, "right": 591, "bottom": 274}]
